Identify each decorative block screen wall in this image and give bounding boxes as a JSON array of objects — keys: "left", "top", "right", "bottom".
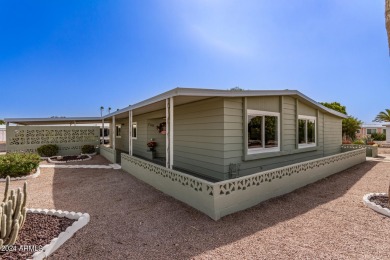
[{"left": 6, "top": 126, "right": 100, "bottom": 156}]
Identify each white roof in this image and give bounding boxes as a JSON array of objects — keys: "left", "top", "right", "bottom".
[
  {"left": 5, "top": 87, "right": 348, "bottom": 124},
  {"left": 104, "top": 87, "right": 348, "bottom": 119}
]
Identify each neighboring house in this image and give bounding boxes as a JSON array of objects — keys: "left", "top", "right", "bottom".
[
  {"left": 5, "top": 88, "right": 366, "bottom": 220},
  {"left": 0, "top": 125, "right": 6, "bottom": 142},
  {"left": 356, "top": 123, "right": 386, "bottom": 139},
  {"left": 383, "top": 123, "right": 390, "bottom": 144}
]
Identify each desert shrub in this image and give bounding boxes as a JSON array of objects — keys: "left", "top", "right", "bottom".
[
  {"left": 0, "top": 153, "right": 41, "bottom": 178},
  {"left": 37, "top": 144, "right": 59, "bottom": 157},
  {"left": 371, "top": 133, "right": 386, "bottom": 141},
  {"left": 81, "top": 144, "right": 95, "bottom": 154},
  {"left": 353, "top": 139, "right": 365, "bottom": 145}
]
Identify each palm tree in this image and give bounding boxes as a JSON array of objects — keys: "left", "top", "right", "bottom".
[
  {"left": 373, "top": 109, "right": 390, "bottom": 122},
  {"left": 108, "top": 107, "right": 112, "bottom": 114},
  {"left": 100, "top": 106, "right": 104, "bottom": 117}
]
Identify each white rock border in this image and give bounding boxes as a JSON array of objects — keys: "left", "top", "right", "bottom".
[
  {"left": 26, "top": 208, "right": 90, "bottom": 260},
  {"left": 0, "top": 167, "right": 41, "bottom": 182},
  {"left": 47, "top": 154, "right": 92, "bottom": 164},
  {"left": 363, "top": 193, "right": 390, "bottom": 217}
]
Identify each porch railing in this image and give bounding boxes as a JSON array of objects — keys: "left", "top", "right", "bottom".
[
  {"left": 121, "top": 148, "right": 366, "bottom": 220},
  {"left": 341, "top": 144, "right": 378, "bottom": 157},
  {"left": 100, "top": 146, "right": 115, "bottom": 163}
]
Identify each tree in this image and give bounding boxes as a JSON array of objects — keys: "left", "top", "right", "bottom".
[
  {"left": 0, "top": 120, "right": 4, "bottom": 125},
  {"left": 320, "top": 102, "right": 362, "bottom": 141},
  {"left": 386, "top": 0, "right": 390, "bottom": 52},
  {"left": 342, "top": 117, "right": 363, "bottom": 141},
  {"left": 373, "top": 108, "right": 390, "bottom": 122},
  {"left": 320, "top": 102, "right": 347, "bottom": 115}
]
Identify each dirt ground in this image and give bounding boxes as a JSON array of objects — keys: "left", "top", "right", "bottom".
[{"left": 1, "top": 155, "right": 390, "bottom": 259}]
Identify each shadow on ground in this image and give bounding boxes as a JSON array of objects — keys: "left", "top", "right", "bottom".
[{"left": 47, "top": 157, "right": 377, "bottom": 259}]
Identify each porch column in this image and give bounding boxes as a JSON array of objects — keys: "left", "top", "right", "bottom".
[
  {"left": 165, "top": 98, "right": 174, "bottom": 169},
  {"left": 112, "top": 116, "right": 116, "bottom": 149},
  {"left": 169, "top": 97, "right": 174, "bottom": 169},
  {"left": 129, "top": 110, "right": 133, "bottom": 156},
  {"left": 102, "top": 118, "right": 105, "bottom": 144},
  {"left": 166, "top": 99, "right": 169, "bottom": 168}
]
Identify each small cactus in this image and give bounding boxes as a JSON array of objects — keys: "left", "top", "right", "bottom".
[{"left": 0, "top": 176, "right": 28, "bottom": 246}]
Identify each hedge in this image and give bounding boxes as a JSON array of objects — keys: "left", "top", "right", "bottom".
[{"left": 0, "top": 153, "right": 41, "bottom": 178}]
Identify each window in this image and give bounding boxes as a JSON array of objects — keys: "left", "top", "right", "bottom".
[
  {"left": 367, "top": 129, "right": 376, "bottom": 135},
  {"left": 247, "top": 110, "right": 280, "bottom": 154},
  {"left": 115, "top": 125, "right": 121, "bottom": 138},
  {"left": 356, "top": 129, "right": 361, "bottom": 134},
  {"left": 384, "top": 129, "right": 386, "bottom": 134},
  {"left": 298, "top": 116, "right": 316, "bottom": 148},
  {"left": 132, "top": 122, "right": 137, "bottom": 139}
]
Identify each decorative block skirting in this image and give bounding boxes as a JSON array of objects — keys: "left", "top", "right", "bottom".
[
  {"left": 27, "top": 208, "right": 90, "bottom": 260},
  {"left": 121, "top": 149, "right": 366, "bottom": 220},
  {"left": 0, "top": 167, "right": 41, "bottom": 182},
  {"left": 363, "top": 193, "right": 390, "bottom": 217}
]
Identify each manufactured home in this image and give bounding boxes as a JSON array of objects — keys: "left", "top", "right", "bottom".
[{"left": 5, "top": 88, "right": 366, "bottom": 220}]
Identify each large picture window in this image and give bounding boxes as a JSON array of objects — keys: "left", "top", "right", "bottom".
[
  {"left": 298, "top": 116, "right": 316, "bottom": 148},
  {"left": 247, "top": 110, "right": 280, "bottom": 154}
]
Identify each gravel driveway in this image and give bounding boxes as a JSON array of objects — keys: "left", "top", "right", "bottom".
[{"left": 2, "top": 154, "right": 390, "bottom": 259}]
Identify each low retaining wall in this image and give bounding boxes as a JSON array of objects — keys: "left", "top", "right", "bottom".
[
  {"left": 341, "top": 144, "right": 378, "bottom": 157},
  {"left": 121, "top": 149, "right": 366, "bottom": 220},
  {"left": 100, "top": 146, "right": 115, "bottom": 163}
]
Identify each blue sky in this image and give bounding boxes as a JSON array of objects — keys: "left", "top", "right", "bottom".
[{"left": 0, "top": 0, "right": 389, "bottom": 123}]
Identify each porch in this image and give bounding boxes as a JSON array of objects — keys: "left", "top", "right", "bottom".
[{"left": 101, "top": 148, "right": 366, "bottom": 220}]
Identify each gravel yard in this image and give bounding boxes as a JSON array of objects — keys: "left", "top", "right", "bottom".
[{"left": 1, "top": 154, "right": 390, "bottom": 259}]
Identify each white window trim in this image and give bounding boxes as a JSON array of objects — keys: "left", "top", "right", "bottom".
[
  {"left": 115, "top": 124, "right": 121, "bottom": 138},
  {"left": 132, "top": 122, "right": 137, "bottom": 140},
  {"left": 298, "top": 115, "right": 316, "bottom": 148},
  {"left": 247, "top": 109, "right": 280, "bottom": 155}
]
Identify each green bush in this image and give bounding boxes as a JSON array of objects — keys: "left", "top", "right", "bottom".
[
  {"left": 81, "top": 144, "right": 95, "bottom": 154},
  {"left": 0, "top": 153, "right": 41, "bottom": 178},
  {"left": 37, "top": 144, "right": 59, "bottom": 157},
  {"left": 353, "top": 139, "right": 365, "bottom": 145},
  {"left": 371, "top": 133, "right": 386, "bottom": 141}
]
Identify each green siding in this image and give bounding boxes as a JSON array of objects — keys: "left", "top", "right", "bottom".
[
  {"left": 174, "top": 97, "right": 226, "bottom": 180},
  {"left": 222, "top": 97, "right": 342, "bottom": 179},
  {"left": 132, "top": 109, "right": 166, "bottom": 159},
  {"left": 323, "top": 114, "right": 342, "bottom": 155},
  {"left": 247, "top": 96, "right": 280, "bottom": 112},
  {"left": 118, "top": 95, "right": 343, "bottom": 182},
  {"left": 299, "top": 102, "right": 317, "bottom": 117},
  {"left": 114, "top": 118, "right": 129, "bottom": 153}
]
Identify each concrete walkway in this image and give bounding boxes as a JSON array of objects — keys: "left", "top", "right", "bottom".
[{"left": 39, "top": 163, "right": 121, "bottom": 169}]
